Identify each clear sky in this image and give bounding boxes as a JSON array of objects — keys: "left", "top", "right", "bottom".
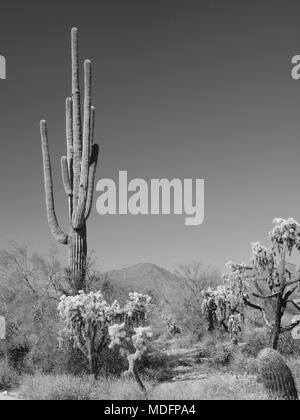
[{"left": 1, "top": 0, "right": 300, "bottom": 273}]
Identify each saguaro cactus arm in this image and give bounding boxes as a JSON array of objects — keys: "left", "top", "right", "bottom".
[
  {"left": 71, "top": 27, "right": 82, "bottom": 211},
  {"left": 73, "top": 59, "right": 92, "bottom": 228},
  {"left": 65, "top": 97, "right": 73, "bottom": 177},
  {"left": 65, "top": 97, "right": 73, "bottom": 220},
  {"left": 85, "top": 143, "right": 99, "bottom": 220},
  {"left": 61, "top": 156, "right": 72, "bottom": 196},
  {"left": 40, "top": 120, "right": 68, "bottom": 245}
]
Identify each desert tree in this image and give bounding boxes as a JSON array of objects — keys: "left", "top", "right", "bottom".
[
  {"left": 0, "top": 242, "right": 66, "bottom": 368},
  {"left": 174, "top": 260, "right": 222, "bottom": 335},
  {"left": 220, "top": 218, "right": 300, "bottom": 349}
]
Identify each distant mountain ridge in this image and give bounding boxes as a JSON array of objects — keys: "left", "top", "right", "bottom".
[
  {"left": 105, "top": 262, "right": 180, "bottom": 284},
  {"left": 95, "top": 262, "right": 183, "bottom": 305}
]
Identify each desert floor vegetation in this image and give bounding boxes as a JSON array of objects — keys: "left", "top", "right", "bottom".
[{"left": 1, "top": 227, "right": 300, "bottom": 400}]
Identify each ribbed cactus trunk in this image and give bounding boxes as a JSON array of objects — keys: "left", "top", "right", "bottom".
[
  {"left": 40, "top": 28, "right": 99, "bottom": 294},
  {"left": 257, "top": 348, "right": 298, "bottom": 400},
  {"left": 68, "top": 225, "right": 87, "bottom": 292}
]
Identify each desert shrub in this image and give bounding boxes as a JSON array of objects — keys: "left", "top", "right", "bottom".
[
  {"left": 42, "top": 343, "right": 89, "bottom": 376},
  {"left": 3, "top": 326, "right": 31, "bottom": 373},
  {"left": 0, "top": 359, "right": 19, "bottom": 391},
  {"left": 19, "top": 374, "right": 151, "bottom": 400},
  {"left": 172, "top": 261, "right": 222, "bottom": 338},
  {"left": 245, "top": 309, "right": 267, "bottom": 328},
  {"left": 97, "top": 346, "right": 127, "bottom": 377},
  {"left": 241, "top": 330, "right": 268, "bottom": 357},
  {"left": 278, "top": 332, "right": 300, "bottom": 357},
  {"left": 200, "top": 328, "right": 229, "bottom": 351},
  {"left": 139, "top": 347, "right": 172, "bottom": 382},
  {"left": 8, "top": 343, "right": 30, "bottom": 373},
  {"left": 19, "top": 374, "right": 98, "bottom": 400},
  {"left": 170, "top": 333, "right": 199, "bottom": 350},
  {"left": 208, "top": 342, "right": 235, "bottom": 366},
  {"left": 229, "top": 350, "right": 258, "bottom": 375},
  {"left": 105, "top": 377, "right": 152, "bottom": 400}
]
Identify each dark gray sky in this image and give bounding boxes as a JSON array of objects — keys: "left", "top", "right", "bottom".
[{"left": 1, "top": 0, "right": 300, "bottom": 272}]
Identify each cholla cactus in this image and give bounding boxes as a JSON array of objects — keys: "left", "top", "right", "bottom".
[
  {"left": 201, "top": 288, "right": 217, "bottom": 332},
  {"left": 40, "top": 28, "right": 99, "bottom": 293},
  {"left": 270, "top": 217, "right": 300, "bottom": 254},
  {"left": 257, "top": 348, "right": 298, "bottom": 400},
  {"left": 201, "top": 284, "right": 244, "bottom": 342},
  {"left": 109, "top": 323, "right": 152, "bottom": 392},
  {"left": 215, "top": 218, "right": 300, "bottom": 349},
  {"left": 163, "top": 314, "right": 182, "bottom": 336},
  {"left": 58, "top": 291, "right": 112, "bottom": 376},
  {"left": 58, "top": 290, "right": 152, "bottom": 378},
  {"left": 123, "top": 292, "right": 152, "bottom": 323}
]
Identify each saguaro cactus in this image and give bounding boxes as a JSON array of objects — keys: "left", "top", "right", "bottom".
[
  {"left": 257, "top": 348, "right": 298, "bottom": 400},
  {"left": 40, "top": 28, "right": 99, "bottom": 293}
]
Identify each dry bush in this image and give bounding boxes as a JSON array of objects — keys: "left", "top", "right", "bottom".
[
  {"left": 19, "top": 374, "right": 151, "bottom": 400},
  {"left": 206, "top": 342, "right": 235, "bottom": 367},
  {"left": 241, "top": 329, "right": 269, "bottom": 357},
  {"left": 278, "top": 333, "right": 300, "bottom": 357},
  {"left": 170, "top": 333, "right": 199, "bottom": 350},
  {"left": 19, "top": 372, "right": 268, "bottom": 400},
  {"left": 0, "top": 359, "right": 19, "bottom": 391},
  {"left": 229, "top": 351, "right": 258, "bottom": 375}
]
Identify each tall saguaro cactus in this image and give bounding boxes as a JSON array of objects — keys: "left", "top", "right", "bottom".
[{"left": 40, "top": 28, "right": 99, "bottom": 293}]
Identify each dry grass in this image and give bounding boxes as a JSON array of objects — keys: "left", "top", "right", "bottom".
[
  {"left": 19, "top": 374, "right": 152, "bottom": 400},
  {"left": 18, "top": 372, "right": 268, "bottom": 400},
  {"left": 150, "top": 374, "right": 268, "bottom": 400}
]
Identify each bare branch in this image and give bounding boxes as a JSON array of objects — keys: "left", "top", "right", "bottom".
[
  {"left": 280, "top": 320, "right": 300, "bottom": 333},
  {"left": 286, "top": 300, "right": 300, "bottom": 312},
  {"left": 243, "top": 297, "right": 272, "bottom": 330},
  {"left": 283, "top": 286, "right": 298, "bottom": 301},
  {"left": 252, "top": 292, "right": 279, "bottom": 300},
  {"left": 285, "top": 278, "right": 300, "bottom": 287}
]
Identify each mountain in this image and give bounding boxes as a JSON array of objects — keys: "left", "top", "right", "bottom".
[
  {"left": 93, "top": 262, "right": 184, "bottom": 306},
  {"left": 105, "top": 262, "right": 179, "bottom": 288}
]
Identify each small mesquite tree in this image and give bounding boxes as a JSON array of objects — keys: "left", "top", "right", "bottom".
[
  {"left": 58, "top": 291, "right": 152, "bottom": 380},
  {"left": 223, "top": 218, "right": 300, "bottom": 349},
  {"left": 40, "top": 28, "right": 99, "bottom": 293},
  {"left": 174, "top": 260, "right": 221, "bottom": 335}
]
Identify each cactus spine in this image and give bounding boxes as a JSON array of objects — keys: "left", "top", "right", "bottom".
[
  {"left": 257, "top": 348, "right": 298, "bottom": 400},
  {"left": 40, "top": 28, "right": 99, "bottom": 293}
]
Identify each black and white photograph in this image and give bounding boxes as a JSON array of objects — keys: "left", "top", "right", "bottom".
[{"left": 1, "top": 0, "right": 300, "bottom": 403}]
